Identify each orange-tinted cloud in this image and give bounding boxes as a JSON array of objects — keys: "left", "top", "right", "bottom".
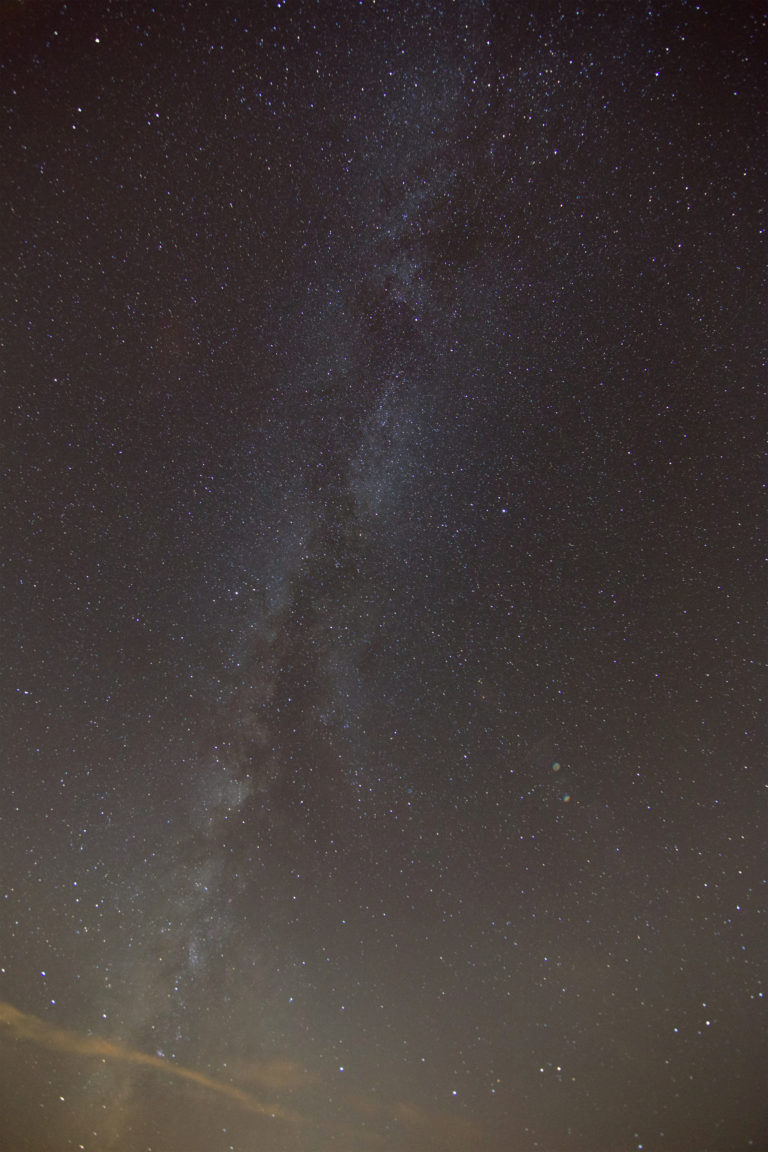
[
  {"left": 0, "top": 1000, "right": 487, "bottom": 1149},
  {"left": 0, "top": 1000, "right": 300, "bottom": 1123},
  {"left": 234, "top": 1056, "right": 313, "bottom": 1092},
  {"left": 343, "top": 1091, "right": 486, "bottom": 1149},
  {"left": 393, "top": 1098, "right": 485, "bottom": 1146}
]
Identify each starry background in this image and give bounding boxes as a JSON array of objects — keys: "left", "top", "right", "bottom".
[{"left": 1, "top": 1, "right": 765, "bottom": 1150}]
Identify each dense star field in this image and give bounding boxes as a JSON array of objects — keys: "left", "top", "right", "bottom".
[{"left": 1, "top": 2, "right": 765, "bottom": 1150}]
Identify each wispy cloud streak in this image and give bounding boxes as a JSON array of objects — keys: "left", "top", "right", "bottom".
[{"left": 0, "top": 1000, "right": 300, "bottom": 1123}]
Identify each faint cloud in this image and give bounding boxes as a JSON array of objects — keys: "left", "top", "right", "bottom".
[
  {"left": 235, "top": 1057, "right": 313, "bottom": 1092},
  {"left": 393, "top": 1099, "right": 485, "bottom": 1146},
  {"left": 0, "top": 1000, "right": 299, "bottom": 1123}
]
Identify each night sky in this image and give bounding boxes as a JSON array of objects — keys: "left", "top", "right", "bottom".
[{"left": 1, "top": 2, "right": 766, "bottom": 1150}]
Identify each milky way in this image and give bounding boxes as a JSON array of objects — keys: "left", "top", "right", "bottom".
[{"left": 1, "top": 3, "right": 765, "bottom": 1150}]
